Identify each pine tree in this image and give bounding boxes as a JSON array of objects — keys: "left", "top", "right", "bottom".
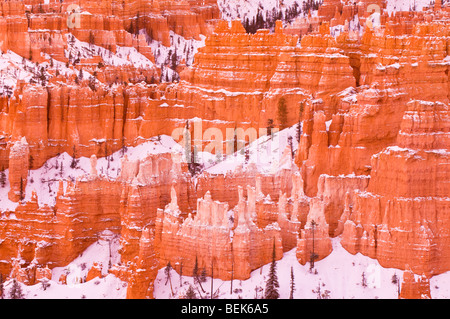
[
  {"left": 164, "top": 262, "right": 172, "bottom": 286},
  {"left": 0, "top": 274, "right": 4, "bottom": 299},
  {"left": 313, "top": 281, "right": 331, "bottom": 299},
  {"left": 9, "top": 279, "right": 25, "bottom": 299},
  {"left": 309, "top": 220, "right": 318, "bottom": 272},
  {"left": 264, "top": 239, "right": 279, "bottom": 299},
  {"left": 185, "top": 284, "right": 197, "bottom": 299},
  {"left": 391, "top": 273, "right": 398, "bottom": 285},
  {"left": 60, "top": 161, "right": 64, "bottom": 177},
  {"left": 362, "top": 272, "right": 368, "bottom": 288},
  {"left": 193, "top": 256, "right": 199, "bottom": 284},
  {"left": 289, "top": 266, "right": 295, "bottom": 299},
  {"left": 19, "top": 178, "right": 24, "bottom": 201},
  {"left": 244, "top": 147, "right": 250, "bottom": 164},
  {"left": 200, "top": 268, "right": 207, "bottom": 283},
  {"left": 164, "top": 261, "right": 174, "bottom": 296},
  {"left": 192, "top": 256, "right": 205, "bottom": 293},
  {"left": 0, "top": 167, "right": 6, "bottom": 188},
  {"left": 267, "top": 119, "right": 274, "bottom": 139},
  {"left": 171, "top": 49, "right": 178, "bottom": 71},
  {"left": 70, "top": 146, "right": 78, "bottom": 169},
  {"left": 296, "top": 121, "right": 302, "bottom": 143},
  {"left": 179, "top": 262, "right": 183, "bottom": 287},
  {"left": 210, "top": 260, "right": 214, "bottom": 299},
  {"left": 287, "top": 136, "right": 294, "bottom": 160}
]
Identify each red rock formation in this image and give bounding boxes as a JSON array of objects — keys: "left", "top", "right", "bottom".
[
  {"left": 125, "top": 228, "right": 160, "bottom": 299},
  {"left": 35, "top": 265, "right": 52, "bottom": 283},
  {"left": 341, "top": 100, "right": 450, "bottom": 276},
  {"left": 0, "top": 0, "right": 449, "bottom": 300},
  {"left": 85, "top": 262, "right": 103, "bottom": 282},
  {"left": 7, "top": 137, "right": 29, "bottom": 202},
  {"left": 399, "top": 270, "right": 431, "bottom": 299},
  {"left": 296, "top": 194, "right": 333, "bottom": 265},
  {"left": 155, "top": 186, "right": 283, "bottom": 281}
]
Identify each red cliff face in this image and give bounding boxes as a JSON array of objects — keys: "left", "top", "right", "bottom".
[
  {"left": 341, "top": 100, "right": 450, "bottom": 277},
  {"left": 399, "top": 269, "right": 431, "bottom": 299},
  {"left": 0, "top": 0, "right": 449, "bottom": 299}
]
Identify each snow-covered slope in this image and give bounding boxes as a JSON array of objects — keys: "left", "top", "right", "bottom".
[
  {"left": 4, "top": 235, "right": 450, "bottom": 299},
  {"left": 153, "top": 237, "right": 401, "bottom": 299},
  {"left": 141, "top": 30, "right": 205, "bottom": 82},
  {"left": 0, "top": 50, "right": 51, "bottom": 96},
  {"left": 65, "top": 33, "right": 155, "bottom": 70},
  {"left": 386, "top": 0, "right": 435, "bottom": 13},
  {"left": 218, "top": 0, "right": 308, "bottom": 22},
  {"left": 0, "top": 135, "right": 183, "bottom": 211},
  {"left": 1, "top": 230, "right": 127, "bottom": 299},
  {"left": 205, "top": 124, "right": 300, "bottom": 175}
]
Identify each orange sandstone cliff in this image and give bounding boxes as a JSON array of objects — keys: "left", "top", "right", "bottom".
[{"left": 0, "top": 0, "right": 449, "bottom": 300}]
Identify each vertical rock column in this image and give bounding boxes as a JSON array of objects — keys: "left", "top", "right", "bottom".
[{"left": 8, "top": 137, "right": 30, "bottom": 202}]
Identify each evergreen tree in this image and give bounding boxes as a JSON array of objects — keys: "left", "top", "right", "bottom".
[
  {"left": 309, "top": 219, "right": 318, "bottom": 272},
  {"left": 88, "top": 76, "right": 96, "bottom": 91},
  {"left": 289, "top": 266, "right": 295, "bottom": 299},
  {"left": 0, "top": 167, "right": 6, "bottom": 188},
  {"left": 193, "top": 256, "right": 199, "bottom": 284},
  {"left": 164, "top": 262, "right": 173, "bottom": 286},
  {"left": 179, "top": 262, "right": 183, "bottom": 287},
  {"left": 70, "top": 146, "right": 78, "bottom": 169},
  {"left": 287, "top": 136, "right": 294, "bottom": 160},
  {"left": 19, "top": 178, "right": 24, "bottom": 201},
  {"left": 29, "top": 155, "right": 34, "bottom": 170},
  {"left": 313, "top": 281, "right": 330, "bottom": 299},
  {"left": 362, "top": 272, "right": 368, "bottom": 288},
  {"left": 266, "top": 119, "right": 274, "bottom": 139},
  {"left": 296, "top": 121, "right": 302, "bottom": 143},
  {"left": 391, "top": 273, "right": 398, "bottom": 285},
  {"left": 244, "top": 147, "right": 250, "bottom": 164},
  {"left": 171, "top": 49, "right": 178, "bottom": 71},
  {"left": 192, "top": 256, "right": 205, "bottom": 293},
  {"left": 185, "top": 284, "right": 197, "bottom": 299},
  {"left": 60, "top": 161, "right": 64, "bottom": 177},
  {"left": 0, "top": 274, "right": 4, "bottom": 299},
  {"left": 164, "top": 261, "right": 174, "bottom": 296},
  {"left": 200, "top": 268, "right": 207, "bottom": 283},
  {"left": 9, "top": 279, "right": 25, "bottom": 299},
  {"left": 264, "top": 240, "right": 279, "bottom": 299}
]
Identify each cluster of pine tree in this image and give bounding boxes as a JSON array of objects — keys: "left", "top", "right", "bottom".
[{"left": 243, "top": 0, "right": 322, "bottom": 34}]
